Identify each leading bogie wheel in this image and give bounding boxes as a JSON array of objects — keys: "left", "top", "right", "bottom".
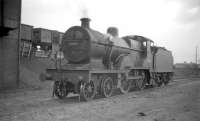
[
  {"left": 101, "top": 77, "right": 113, "bottom": 98},
  {"left": 80, "top": 81, "right": 96, "bottom": 101},
  {"left": 54, "top": 81, "right": 67, "bottom": 99}
]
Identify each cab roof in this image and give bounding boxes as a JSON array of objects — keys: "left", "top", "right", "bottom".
[{"left": 122, "top": 35, "right": 154, "bottom": 43}]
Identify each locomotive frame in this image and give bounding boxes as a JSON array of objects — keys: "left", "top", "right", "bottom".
[{"left": 47, "top": 67, "right": 151, "bottom": 101}]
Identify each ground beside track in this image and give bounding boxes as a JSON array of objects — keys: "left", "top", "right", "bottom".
[{"left": 0, "top": 78, "right": 200, "bottom": 121}]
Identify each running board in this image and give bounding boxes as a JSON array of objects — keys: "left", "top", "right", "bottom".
[{"left": 127, "top": 76, "right": 143, "bottom": 80}]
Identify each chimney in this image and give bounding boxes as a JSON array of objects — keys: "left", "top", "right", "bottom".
[
  {"left": 107, "top": 27, "right": 118, "bottom": 37},
  {"left": 80, "top": 18, "right": 90, "bottom": 28}
]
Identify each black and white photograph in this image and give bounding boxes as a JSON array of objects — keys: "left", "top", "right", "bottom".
[{"left": 0, "top": 0, "right": 200, "bottom": 121}]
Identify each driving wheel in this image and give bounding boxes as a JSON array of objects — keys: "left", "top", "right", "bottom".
[
  {"left": 119, "top": 75, "right": 130, "bottom": 94},
  {"left": 80, "top": 81, "right": 96, "bottom": 101},
  {"left": 101, "top": 77, "right": 113, "bottom": 98},
  {"left": 135, "top": 71, "right": 146, "bottom": 90}
]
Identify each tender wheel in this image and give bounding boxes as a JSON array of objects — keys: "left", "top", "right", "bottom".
[
  {"left": 101, "top": 77, "right": 113, "bottom": 98},
  {"left": 163, "top": 73, "right": 171, "bottom": 85},
  {"left": 54, "top": 81, "right": 67, "bottom": 99},
  {"left": 155, "top": 75, "right": 162, "bottom": 87},
  {"left": 80, "top": 81, "right": 96, "bottom": 101},
  {"left": 119, "top": 75, "right": 130, "bottom": 94},
  {"left": 135, "top": 71, "right": 146, "bottom": 90}
]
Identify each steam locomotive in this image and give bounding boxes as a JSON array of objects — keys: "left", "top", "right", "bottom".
[{"left": 45, "top": 18, "right": 174, "bottom": 101}]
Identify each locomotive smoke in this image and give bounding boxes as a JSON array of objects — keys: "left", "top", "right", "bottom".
[
  {"left": 81, "top": 8, "right": 89, "bottom": 18},
  {"left": 78, "top": 3, "right": 89, "bottom": 18}
]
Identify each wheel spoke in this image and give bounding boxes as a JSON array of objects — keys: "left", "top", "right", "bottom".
[
  {"left": 136, "top": 71, "right": 146, "bottom": 90},
  {"left": 80, "top": 81, "right": 96, "bottom": 101},
  {"left": 155, "top": 75, "right": 162, "bottom": 87},
  {"left": 102, "top": 77, "right": 113, "bottom": 98},
  {"left": 163, "top": 74, "right": 170, "bottom": 85},
  {"left": 54, "top": 81, "right": 67, "bottom": 99},
  {"left": 119, "top": 75, "right": 130, "bottom": 94}
]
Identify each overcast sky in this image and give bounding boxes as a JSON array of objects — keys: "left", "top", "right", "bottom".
[{"left": 22, "top": 0, "right": 200, "bottom": 63}]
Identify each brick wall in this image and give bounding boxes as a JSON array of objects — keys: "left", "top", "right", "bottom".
[{"left": 0, "top": 0, "right": 21, "bottom": 89}]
